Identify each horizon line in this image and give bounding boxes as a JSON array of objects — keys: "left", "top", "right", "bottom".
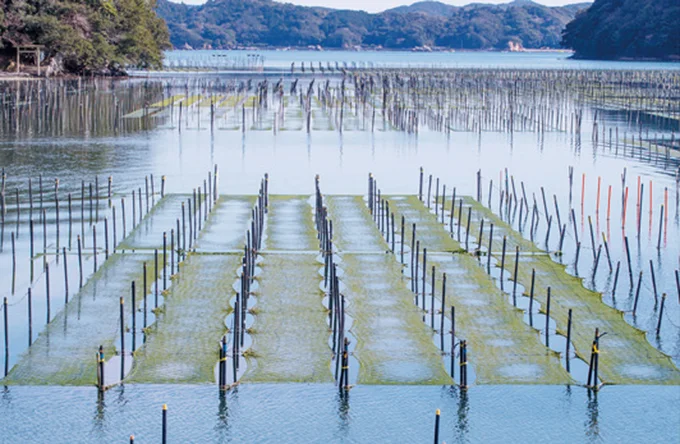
[{"left": 164, "top": 0, "right": 593, "bottom": 14}]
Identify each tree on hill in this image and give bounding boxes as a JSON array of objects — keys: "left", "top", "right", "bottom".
[{"left": 0, "top": 0, "right": 170, "bottom": 74}]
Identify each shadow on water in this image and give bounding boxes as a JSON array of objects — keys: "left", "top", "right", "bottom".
[
  {"left": 585, "top": 389, "right": 600, "bottom": 441},
  {"left": 444, "top": 385, "right": 470, "bottom": 443}
]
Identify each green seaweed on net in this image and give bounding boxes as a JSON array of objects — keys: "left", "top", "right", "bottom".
[
  {"left": 264, "top": 196, "right": 318, "bottom": 251},
  {"left": 116, "top": 194, "right": 188, "bottom": 250},
  {"left": 126, "top": 254, "right": 241, "bottom": 384},
  {"left": 149, "top": 95, "right": 185, "bottom": 108},
  {"left": 194, "top": 196, "right": 257, "bottom": 253},
  {"left": 3, "top": 253, "right": 156, "bottom": 385},
  {"left": 219, "top": 94, "right": 242, "bottom": 108},
  {"left": 341, "top": 253, "right": 452, "bottom": 385},
  {"left": 381, "top": 195, "right": 571, "bottom": 383},
  {"left": 459, "top": 195, "right": 680, "bottom": 383},
  {"left": 325, "top": 196, "right": 450, "bottom": 384},
  {"left": 502, "top": 253, "right": 680, "bottom": 385},
  {"left": 384, "top": 195, "right": 465, "bottom": 253},
  {"left": 460, "top": 196, "right": 542, "bottom": 253},
  {"left": 242, "top": 254, "right": 332, "bottom": 383},
  {"left": 428, "top": 252, "right": 574, "bottom": 384},
  {"left": 325, "top": 195, "right": 390, "bottom": 253},
  {"left": 183, "top": 95, "right": 204, "bottom": 107}
]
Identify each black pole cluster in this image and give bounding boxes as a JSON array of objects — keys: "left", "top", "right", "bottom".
[
  {"left": 220, "top": 174, "right": 267, "bottom": 390},
  {"left": 315, "top": 175, "right": 350, "bottom": 392}
]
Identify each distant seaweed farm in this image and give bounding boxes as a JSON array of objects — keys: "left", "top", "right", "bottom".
[{"left": 1, "top": 61, "right": 679, "bottom": 442}]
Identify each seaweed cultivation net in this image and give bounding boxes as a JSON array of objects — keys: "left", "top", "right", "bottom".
[
  {"left": 384, "top": 196, "right": 572, "bottom": 384},
  {"left": 327, "top": 195, "right": 452, "bottom": 384},
  {"left": 4, "top": 253, "right": 155, "bottom": 385},
  {"left": 127, "top": 254, "right": 241, "bottom": 383},
  {"left": 460, "top": 196, "right": 680, "bottom": 384},
  {"left": 117, "top": 195, "right": 187, "bottom": 250},
  {"left": 194, "top": 196, "right": 256, "bottom": 253},
  {"left": 243, "top": 254, "right": 331, "bottom": 383}
]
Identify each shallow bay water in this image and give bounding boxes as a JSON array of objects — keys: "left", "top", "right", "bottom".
[{"left": 1, "top": 52, "right": 679, "bottom": 441}]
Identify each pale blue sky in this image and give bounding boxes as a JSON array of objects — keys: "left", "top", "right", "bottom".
[{"left": 168, "top": 0, "right": 588, "bottom": 13}]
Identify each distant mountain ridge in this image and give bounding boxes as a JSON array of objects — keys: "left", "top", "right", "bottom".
[
  {"left": 386, "top": 1, "right": 458, "bottom": 16},
  {"left": 157, "top": 0, "right": 591, "bottom": 51},
  {"left": 386, "top": 0, "right": 590, "bottom": 17}
]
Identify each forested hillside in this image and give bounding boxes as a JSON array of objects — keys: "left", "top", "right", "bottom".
[
  {"left": 157, "top": 0, "right": 587, "bottom": 51},
  {"left": 562, "top": 0, "right": 680, "bottom": 60}
]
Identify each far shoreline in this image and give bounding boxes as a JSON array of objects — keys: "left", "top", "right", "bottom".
[{"left": 2, "top": 48, "right": 678, "bottom": 80}]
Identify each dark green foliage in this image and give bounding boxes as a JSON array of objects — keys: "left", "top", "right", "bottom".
[
  {"left": 562, "top": 0, "right": 680, "bottom": 60},
  {"left": 157, "top": 0, "right": 587, "bottom": 51},
  {"left": 0, "top": 0, "right": 170, "bottom": 74}
]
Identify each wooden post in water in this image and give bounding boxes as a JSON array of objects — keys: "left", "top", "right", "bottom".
[
  {"left": 633, "top": 271, "right": 643, "bottom": 315},
  {"left": 422, "top": 248, "right": 427, "bottom": 312},
  {"left": 657, "top": 205, "right": 664, "bottom": 249},
  {"left": 77, "top": 235, "right": 83, "bottom": 288},
  {"left": 433, "top": 409, "right": 440, "bottom": 444},
  {"left": 414, "top": 240, "right": 420, "bottom": 298},
  {"left": 132, "top": 190, "right": 136, "bottom": 229},
  {"left": 400, "top": 216, "right": 405, "bottom": 265},
  {"left": 566, "top": 309, "right": 572, "bottom": 372},
  {"left": 121, "top": 198, "right": 126, "bottom": 239},
  {"left": 450, "top": 306, "right": 455, "bottom": 378},
  {"left": 602, "top": 233, "right": 612, "bottom": 272},
  {"left": 143, "top": 263, "right": 148, "bottom": 329},
  {"left": 529, "top": 268, "right": 535, "bottom": 326},
  {"left": 3, "top": 297, "right": 7, "bottom": 362},
  {"left": 464, "top": 207, "right": 471, "bottom": 251},
  {"left": 27, "top": 288, "right": 32, "bottom": 345},
  {"left": 45, "top": 262, "right": 50, "bottom": 323},
  {"left": 154, "top": 249, "right": 159, "bottom": 308},
  {"left": 62, "top": 247, "right": 68, "bottom": 303},
  {"left": 92, "top": 225, "right": 97, "bottom": 272},
  {"left": 487, "top": 224, "right": 494, "bottom": 273},
  {"left": 430, "top": 266, "right": 435, "bottom": 327},
  {"left": 163, "top": 232, "right": 167, "bottom": 290},
  {"left": 97, "top": 345, "right": 105, "bottom": 392},
  {"left": 500, "top": 236, "right": 507, "bottom": 291},
  {"left": 29, "top": 219, "right": 34, "bottom": 259},
  {"left": 439, "top": 273, "right": 447, "bottom": 349},
  {"left": 11, "top": 232, "right": 16, "bottom": 293},
  {"left": 477, "top": 219, "right": 484, "bottom": 256},
  {"left": 587, "top": 328, "right": 600, "bottom": 390},
  {"left": 457, "top": 199, "right": 463, "bottom": 241},
  {"left": 170, "top": 230, "right": 175, "bottom": 277},
  {"left": 649, "top": 260, "right": 659, "bottom": 303},
  {"left": 656, "top": 293, "right": 666, "bottom": 335},
  {"left": 162, "top": 404, "right": 168, "bottom": 444},
  {"left": 592, "top": 245, "right": 602, "bottom": 279},
  {"left": 624, "top": 236, "right": 633, "bottom": 285},
  {"left": 512, "top": 246, "right": 519, "bottom": 306},
  {"left": 119, "top": 297, "right": 125, "bottom": 380},
  {"left": 545, "top": 287, "right": 551, "bottom": 347},
  {"left": 131, "top": 281, "right": 136, "bottom": 352}
]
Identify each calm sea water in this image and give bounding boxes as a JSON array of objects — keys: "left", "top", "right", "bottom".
[
  {"left": 1, "top": 384, "right": 679, "bottom": 443},
  {"left": 1, "top": 52, "right": 679, "bottom": 442},
  {"left": 162, "top": 49, "right": 680, "bottom": 70}
]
